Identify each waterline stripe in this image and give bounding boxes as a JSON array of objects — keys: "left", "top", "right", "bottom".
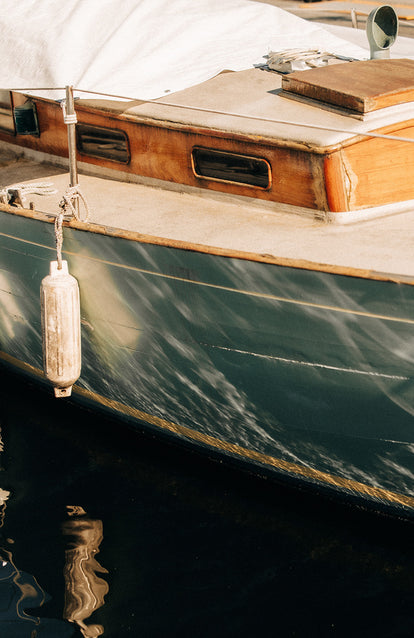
[
  {"left": 0, "top": 350, "right": 413, "bottom": 510},
  {"left": 1, "top": 230, "right": 414, "bottom": 327}
]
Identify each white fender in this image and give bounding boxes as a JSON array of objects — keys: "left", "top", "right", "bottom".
[{"left": 40, "top": 260, "right": 81, "bottom": 397}]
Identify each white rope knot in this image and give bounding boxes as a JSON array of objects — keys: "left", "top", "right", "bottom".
[
  {"left": 59, "top": 185, "right": 90, "bottom": 222},
  {"left": 60, "top": 100, "right": 78, "bottom": 125}
]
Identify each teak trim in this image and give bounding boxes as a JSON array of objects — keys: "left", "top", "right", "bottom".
[{"left": 1, "top": 202, "right": 414, "bottom": 286}]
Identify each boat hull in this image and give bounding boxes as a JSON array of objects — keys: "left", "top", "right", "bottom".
[{"left": 1, "top": 209, "right": 414, "bottom": 516}]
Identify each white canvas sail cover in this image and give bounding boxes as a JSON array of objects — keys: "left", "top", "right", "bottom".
[{"left": 0, "top": 0, "right": 368, "bottom": 100}]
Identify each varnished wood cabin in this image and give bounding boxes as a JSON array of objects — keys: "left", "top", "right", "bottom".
[{"left": 2, "top": 58, "right": 414, "bottom": 220}]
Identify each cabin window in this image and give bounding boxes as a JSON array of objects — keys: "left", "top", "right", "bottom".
[
  {"left": 192, "top": 147, "right": 271, "bottom": 189},
  {"left": 13, "top": 99, "right": 40, "bottom": 136},
  {"left": 76, "top": 124, "right": 130, "bottom": 163},
  {"left": 0, "top": 91, "right": 14, "bottom": 133}
]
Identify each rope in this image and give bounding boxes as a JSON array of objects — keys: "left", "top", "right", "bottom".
[
  {"left": 55, "top": 211, "right": 64, "bottom": 270},
  {"left": 59, "top": 185, "right": 90, "bottom": 222},
  {"left": 54, "top": 94, "right": 89, "bottom": 267},
  {"left": 54, "top": 186, "right": 90, "bottom": 270},
  {"left": 267, "top": 49, "right": 358, "bottom": 73},
  {"left": 0, "top": 182, "right": 57, "bottom": 206}
]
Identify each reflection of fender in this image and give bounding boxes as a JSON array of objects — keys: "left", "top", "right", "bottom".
[
  {"left": 0, "top": 488, "right": 10, "bottom": 528},
  {"left": 0, "top": 550, "right": 47, "bottom": 622},
  {"left": 63, "top": 510, "right": 109, "bottom": 638},
  {"left": 0, "top": 551, "right": 76, "bottom": 637}
]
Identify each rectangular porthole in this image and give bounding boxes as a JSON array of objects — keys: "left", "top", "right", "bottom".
[
  {"left": 192, "top": 147, "right": 271, "bottom": 189},
  {"left": 76, "top": 124, "right": 130, "bottom": 163},
  {"left": 14, "top": 100, "right": 40, "bottom": 136}
]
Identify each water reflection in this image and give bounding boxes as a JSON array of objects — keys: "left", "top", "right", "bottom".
[
  {"left": 0, "top": 485, "right": 51, "bottom": 632},
  {"left": 0, "top": 493, "right": 61, "bottom": 635},
  {"left": 63, "top": 506, "right": 108, "bottom": 637},
  {"left": 0, "top": 370, "right": 414, "bottom": 637},
  {"left": 0, "top": 548, "right": 49, "bottom": 631},
  {"left": 0, "top": 433, "right": 53, "bottom": 635},
  {"left": 0, "top": 486, "right": 9, "bottom": 528},
  {"left": 0, "top": 427, "right": 108, "bottom": 637}
]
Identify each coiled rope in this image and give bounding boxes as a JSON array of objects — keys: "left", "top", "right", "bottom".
[{"left": 0, "top": 182, "right": 57, "bottom": 206}]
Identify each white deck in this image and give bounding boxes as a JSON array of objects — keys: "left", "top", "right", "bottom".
[{"left": 1, "top": 145, "right": 414, "bottom": 280}]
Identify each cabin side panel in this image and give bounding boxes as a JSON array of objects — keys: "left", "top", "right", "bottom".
[
  {"left": 0, "top": 98, "right": 321, "bottom": 211},
  {"left": 338, "top": 121, "right": 414, "bottom": 211}
]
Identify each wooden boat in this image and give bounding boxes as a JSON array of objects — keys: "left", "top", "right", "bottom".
[{"left": 1, "top": 0, "right": 414, "bottom": 517}]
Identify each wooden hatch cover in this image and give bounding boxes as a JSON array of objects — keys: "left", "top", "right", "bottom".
[{"left": 281, "top": 59, "right": 414, "bottom": 113}]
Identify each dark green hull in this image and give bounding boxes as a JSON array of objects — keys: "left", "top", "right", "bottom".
[{"left": 1, "top": 209, "right": 414, "bottom": 516}]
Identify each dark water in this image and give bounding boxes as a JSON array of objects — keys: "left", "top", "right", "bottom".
[{"left": 0, "top": 369, "right": 413, "bottom": 638}]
